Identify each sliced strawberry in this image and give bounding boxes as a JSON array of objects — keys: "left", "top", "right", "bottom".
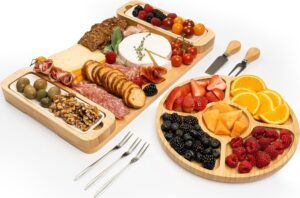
[
  {"left": 207, "top": 75, "right": 227, "bottom": 91},
  {"left": 180, "top": 82, "right": 191, "bottom": 97},
  {"left": 164, "top": 87, "right": 182, "bottom": 110},
  {"left": 205, "top": 91, "right": 219, "bottom": 103},
  {"left": 191, "top": 79, "right": 206, "bottom": 97},
  {"left": 212, "top": 88, "right": 225, "bottom": 100},
  {"left": 182, "top": 93, "right": 195, "bottom": 113},
  {"left": 173, "top": 96, "right": 184, "bottom": 111},
  {"left": 196, "top": 80, "right": 209, "bottom": 88},
  {"left": 194, "top": 96, "right": 208, "bottom": 111}
]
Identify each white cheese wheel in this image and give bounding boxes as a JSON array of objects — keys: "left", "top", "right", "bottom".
[{"left": 118, "top": 33, "right": 172, "bottom": 68}]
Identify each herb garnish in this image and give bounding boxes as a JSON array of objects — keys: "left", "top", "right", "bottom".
[{"left": 134, "top": 33, "right": 151, "bottom": 61}]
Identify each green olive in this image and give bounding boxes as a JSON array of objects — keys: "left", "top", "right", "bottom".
[
  {"left": 34, "top": 79, "right": 47, "bottom": 91},
  {"left": 48, "top": 86, "right": 61, "bottom": 100},
  {"left": 40, "top": 97, "right": 52, "bottom": 108},
  {"left": 36, "top": 89, "right": 48, "bottom": 101},
  {"left": 16, "top": 78, "right": 30, "bottom": 92},
  {"left": 23, "top": 85, "right": 36, "bottom": 99}
]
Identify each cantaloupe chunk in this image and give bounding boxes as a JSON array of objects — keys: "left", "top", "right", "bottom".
[
  {"left": 203, "top": 109, "right": 220, "bottom": 132},
  {"left": 215, "top": 120, "right": 231, "bottom": 135},
  {"left": 219, "top": 110, "right": 242, "bottom": 130},
  {"left": 231, "top": 115, "right": 249, "bottom": 137},
  {"left": 212, "top": 102, "right": 235, "bottom": 113}
]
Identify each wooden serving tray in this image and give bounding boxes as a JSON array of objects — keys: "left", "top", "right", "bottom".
[{"left": 156, "top": 76, "right": 299, "bottom": 182}]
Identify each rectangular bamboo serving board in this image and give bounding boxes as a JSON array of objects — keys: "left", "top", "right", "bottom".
[{"left": 1, "top": 1, "right": 215, "bottom": 153}]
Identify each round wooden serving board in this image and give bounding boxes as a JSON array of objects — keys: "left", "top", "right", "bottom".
[{"left": 156, "top": 75, "right": 299, "bottom": 183}]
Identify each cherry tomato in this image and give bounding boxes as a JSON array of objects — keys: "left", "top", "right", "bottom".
[
  {"left": 171, "top": 55, "right": 182, "bottom": 67},
  {"left": 173, "top": 17, "right": 183, "bottom": 24},
  {"left": 172, "top": 48, "right": 183, "bottom": 56},
  {"left": 193, "top": 23, "right": 206, "bottom": 36},
  {"left": 183, "top": 19, "right": 195, "bottom": 27},
  {"left": 186, "top": 46, "right": 197, "bottom": 57},
  {"left": 167, "top": 13, "right": 177, "bottom": 19},
  {"left": 183, "top": 25, "right": 194, "bottom": 37},
  {"left": 182, "top": 53, "right": 194, "bottom": 65},
  {"left": 171, "top": 39, "right": 183, "bottom": 50},
  {"left": 172, "top": 23, "right": 183, "bottom": 35},
  {"left": 162, "top": 17, "right": 174, "bottom": 30}
]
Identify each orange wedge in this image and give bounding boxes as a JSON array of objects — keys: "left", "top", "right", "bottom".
[
  {"left": 254, "top": 92, "right": 274, "bottom": 120},
  {"left": 232, "top": 92, "right": 260, "bottom": 115},
  {"left": 262, "top": 89, "right": 283, "bottom": 107},
  {"left": 231, "top": 75, "right": 266, "bottom": 92},
  {"left": 260, "top": 102, "right": 290, "bottom": 125},
  {"left": 230, "top": 88, "right": 253, "bottom": 97}
]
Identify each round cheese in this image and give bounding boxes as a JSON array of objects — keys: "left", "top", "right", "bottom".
[{"left": 118, "top": 33, "right": 171, "bottom": 67}]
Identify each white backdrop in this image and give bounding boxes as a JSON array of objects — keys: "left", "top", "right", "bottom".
[{"left": 0, "top": 0, "right": 300, "bottom": 198}]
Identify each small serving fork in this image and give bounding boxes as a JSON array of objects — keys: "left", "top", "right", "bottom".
[
  {"left": 85, "top": 137, "right": 142, "bottom": 190},
  {"left": 74, "top": 131, "right": 133, "bottom": 181},
  {"left": 94, "top": 142, "right": 150, "bottom": 197}
]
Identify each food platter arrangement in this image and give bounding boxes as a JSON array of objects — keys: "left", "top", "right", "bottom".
[
  {"left": 1, "top": 1, "right": 214, "bottom": 153},
  {"left": 156, "top": 75, "right": 299, "bottom": 182}
]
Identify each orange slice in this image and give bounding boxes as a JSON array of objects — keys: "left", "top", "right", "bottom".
[
  {"left": 231, "top": 75, "right": 266, "bottom": 92},
  {"left": 262, "top": 89, "right": 283, "bottom": 107},
  {"left": 260, "top": 102, "right": 290, "bottom": 125},
  {"left": 254, "top": 92, "right": 274, "bottom": 120},
  {"left": 231, "top": 92, "right": 260, "bottom": 115},
  {"left": 230, "top": 88, "right": 253, "bottom": 97}
]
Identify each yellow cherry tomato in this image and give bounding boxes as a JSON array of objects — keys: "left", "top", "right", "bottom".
[
  {"left": 173, "top": 17, "right": 183, "bottom": 24},
  {"left": 193, "top": 23, "right": 206, "bottom": 36},
  {"left": 172, "top": 23, "right": 183, "bottom": 35},
  {"left": 35, "top": 56, "right": 47, "bottom": 63}
]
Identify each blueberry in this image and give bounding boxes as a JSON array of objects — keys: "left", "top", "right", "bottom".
[
  {"left": 175, "top": 129, "right": 183, "bottom": 137},
  {"left": 164, "top": 132, "right": 173, "bottom": 141},
  {"left": 161, "top": 120, "right": 171, "bottom": 132},
  {"left": 162, "top": 113, "right": 171, "bottom": 121},
  {"left": 184, "top": 150, "right": 195, "bottom": 161},
  {"left": 184, "top": 140, "right": 193, "bottom": 149},
  {"left": 170, "top": 123, "right": 179, "bottom": 132},
  {"left": 210, "top": 138, "right": 221, "bottom": 148},
  {"left": 212, "top": 150, "right": 220, "bottom": 159},
  {"left": 201, "top": 136, "right": 210, "bottom": 147},
  {"left": 193, "top": 124, "right": 201, "bottom": 131},
  {"left": 183, "top": 133, "right": 193, "bottom": 141},
  {"left": 204, "top": 147, "right": 213, "bottom": 155}
]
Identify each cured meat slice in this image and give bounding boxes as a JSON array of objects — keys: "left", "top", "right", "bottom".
[
  {"left": 106, "top": 63, "right": 139, "bottom": 80},
  {"left": 49, "top": 67, "right": 63, "bottom": 81},
  {"left": 57, "top": 71, "right": 76, "bottom": 86},
  {"left": 140, "top": 65, "right": 166, "bottom": 84},
  {"left": 72, "top": 82, "right": 129, "bottom": 119},
  {"left": 34, "top": 59, "right": 53, "bottom": 75}
]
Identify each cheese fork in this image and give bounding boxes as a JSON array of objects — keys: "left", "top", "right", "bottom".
[
  {"left": 94, "top": 142, "right": 150, "bottom": 198},
  {"left": 74, "top": 131, "right": 133, "bottom": 181}
]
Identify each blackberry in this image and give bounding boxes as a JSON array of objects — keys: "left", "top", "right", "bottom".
[
  {"left": 193, "top": 124, "right": 202, "bottom": 131},
  {"left": 145, "top": 12, "right": 154, "bottom": 23},
  {"left": 183, "top": 133, "right": 193, "bottom": 141},
  {"left": 190, "top": 129, "right": 202, "bottom": 139},
  {"left": 151, "top": 9, "right": 166, "bottom": 21},
  {"left": 179, "top": 123, "right": 193, "bottom": 133},
  {"left": 184, "top": 140, "right": 193, "bottom": 149},
  {"left": 164, "top": 132, "right": 173, "bottom": 141},
  {"left": 161, "top": 120, "right": 171, "bottom": 132},
  {"left": 210, "top": 138, "right": 221, "bottom": 148},
  {"left": 170, "top": 113, "right": 182, "bottom": 124},
  {"left": 192, "top": 140, "right": 205, "bottom": 153},
  {"left": 183, "top": 115, "right": 199, "bottom": 126},
  {"left": 161, "top": 113, "right": 171, "bottom": 121},
  {"left": 175, "top": 129, "right": 183, "bottom": 137},
  {"left": 202, "top": 155, "right": 216, "bottom": 170},
  {"left": 212, "top": 149, "right": 220, "bottom": 159},
  {"left": 170, "top": 137, "right": 185, "bottom": 155},
  {"left": 143, "top": 84, "right": 157, "bottom": 96},
  {"left": 170, "top": 122, "right": 179, "bottom": 132},
  {"left": 203, "top": 147, "right": 213, "bottom": 155},
  {"left": 184, "top": 150, "right": 195, "bottom": 161}
]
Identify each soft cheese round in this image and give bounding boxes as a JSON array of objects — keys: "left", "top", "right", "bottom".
[{"left": 118, "top": 33, "right": 172, "bottom": 67}]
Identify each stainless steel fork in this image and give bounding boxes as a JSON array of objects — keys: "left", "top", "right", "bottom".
[
  {"left": 85, "top": 137, "right": 142, "bottom": 190},
  {"left": 74, "top": 131, "right": 133, "bottom": 181},
  {"left": 94, "top": 142, "right": 150, "bottom": 197}
]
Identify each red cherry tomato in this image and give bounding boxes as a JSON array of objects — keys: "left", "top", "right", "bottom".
[
  {"left": 171, "top": 39, "right": 183, "bottom": 50},
  {"left": 183, "top": 19, "right": 195, "bottom": 27},
  {"left": 183, "top": 26, "right": 194, "bottom": 37},
  {"left": 186, "top": 46, "right": 198, "bottom": 57},
  {"left": 171, "top": 55, "right": 183, "bottom": 67},
  {"left": 182, "top": 53, "right": 194, "bottom": 65},
  {"left": 162, "top": 17, "right": 174, "bottom": 30},
  {"left": 172, "top": 48, "right": 183, "bottom": 56}
]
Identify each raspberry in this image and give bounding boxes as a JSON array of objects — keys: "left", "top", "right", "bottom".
[
  {"left": 244, "top": 137, "right": 260, "bottom": 154},
  {"left": 138, "top": 10, "right": 147, "bottom": 20},
  {"left": 246, "top": 154, "right": 256, "bottom": 166},
  {"left": 238, "top": 160, "right": 253, "bottom": 173},
  {"left": 144, "top": 4, "right": 154, "bottom": 13},
  {"left": 230, "top": 136, "right": 243, "bottom": 148},
  {"left": 280, "top": 129, "right": 292, "bottom": 138},
  {"left": 265, "top": 128, "right": 279, "bottom": 141},
  {"left": 265, "top": 144, "right": 279, "bottom": 159},
  {"left": 258, "top": 137, "right": 272, "bottom": 150},
  {"left": 271, "top": 141, "right": 284, "bottom": 154},
  {"left": 281, "top": 133, "right": 292, "bottom": 149},
  {"left": 233, "top": 147, "right": 246, "bottom": 161},
  {"left": 151, "top": 17, "right": 161, "bottom": 26},
  {"left": 225, "top": 154, "right": 239, "bottom": 168},
  {"left": 255, "top": 151, "right": 271, "bottom": 168},
  {"left": 252, "top": 126, "right": 266, "bottom": 139}
]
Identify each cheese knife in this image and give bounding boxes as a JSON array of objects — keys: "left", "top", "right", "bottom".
[{"left": 205, "top": 40, "right": 241, "bottom": 75}]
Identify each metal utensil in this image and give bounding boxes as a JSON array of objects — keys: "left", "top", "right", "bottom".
[
  {"left": 85, "top": 137, "right": 142, "bottom": 190},
  {"left": 74, "top": 131, "right": 133, "bottom": 181},
  {"left": 205, "top": 40, "right": 241, "bottom": 75},
  {"left": 94, "top": 142, "right": 150, "bottom": 197},
  {"left": 228, "top": 47, "right": 260, "bottom": 76}
]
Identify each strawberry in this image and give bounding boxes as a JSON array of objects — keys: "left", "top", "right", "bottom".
[
  {"left": 205, "top": 91, "right": 219, "bottom": 103},
  {"left": 191, "top": 79, "right": 206, "bottom": 97},
  {"left": 173, "top": 96, "right": 184, "bottom": 112},
  {"left": 196, "top": 80, "right": 209, "bottom": 88},
  {"left": 194, "top": 96, "right": 208, "bottom": 111},
  {"left": 180, "top": 83, "right": 191, "bottom": 97},
  {"left": 105, "top": 51, "right": 116, "bottom": 64},
  {"left": 207, "top": 75, "right": 226, "bottom": 91},
  {"left": 182, "top": 93, "right": 195, "bottom": 113},
  {"left": 212, "top": 88, "right": 225, "bottom": 100},
  {"left": 164, "top": 87, "right": 182, "bottom": 110},
  {"left": 144, "top": 4, "right": 153, "bottom": 13}
]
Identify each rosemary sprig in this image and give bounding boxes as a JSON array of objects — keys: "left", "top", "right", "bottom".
[{"left": 134, "top": 33, "right": 151, "bottom": 61}]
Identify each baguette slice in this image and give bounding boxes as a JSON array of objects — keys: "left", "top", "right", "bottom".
[{"left": 126, "top": 87, "right": 146, "bottom": 108}]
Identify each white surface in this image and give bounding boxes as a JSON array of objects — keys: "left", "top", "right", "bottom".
[{"left": 0, "top": 0, "right": 299, "bottom": 198}]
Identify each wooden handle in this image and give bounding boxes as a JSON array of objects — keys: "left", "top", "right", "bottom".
[
  {"left": 244, "top": 47, "right": 260, "bottom": 63},
  {"left": 224, "top": 40, "right": 241, "bottom": 56}
]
